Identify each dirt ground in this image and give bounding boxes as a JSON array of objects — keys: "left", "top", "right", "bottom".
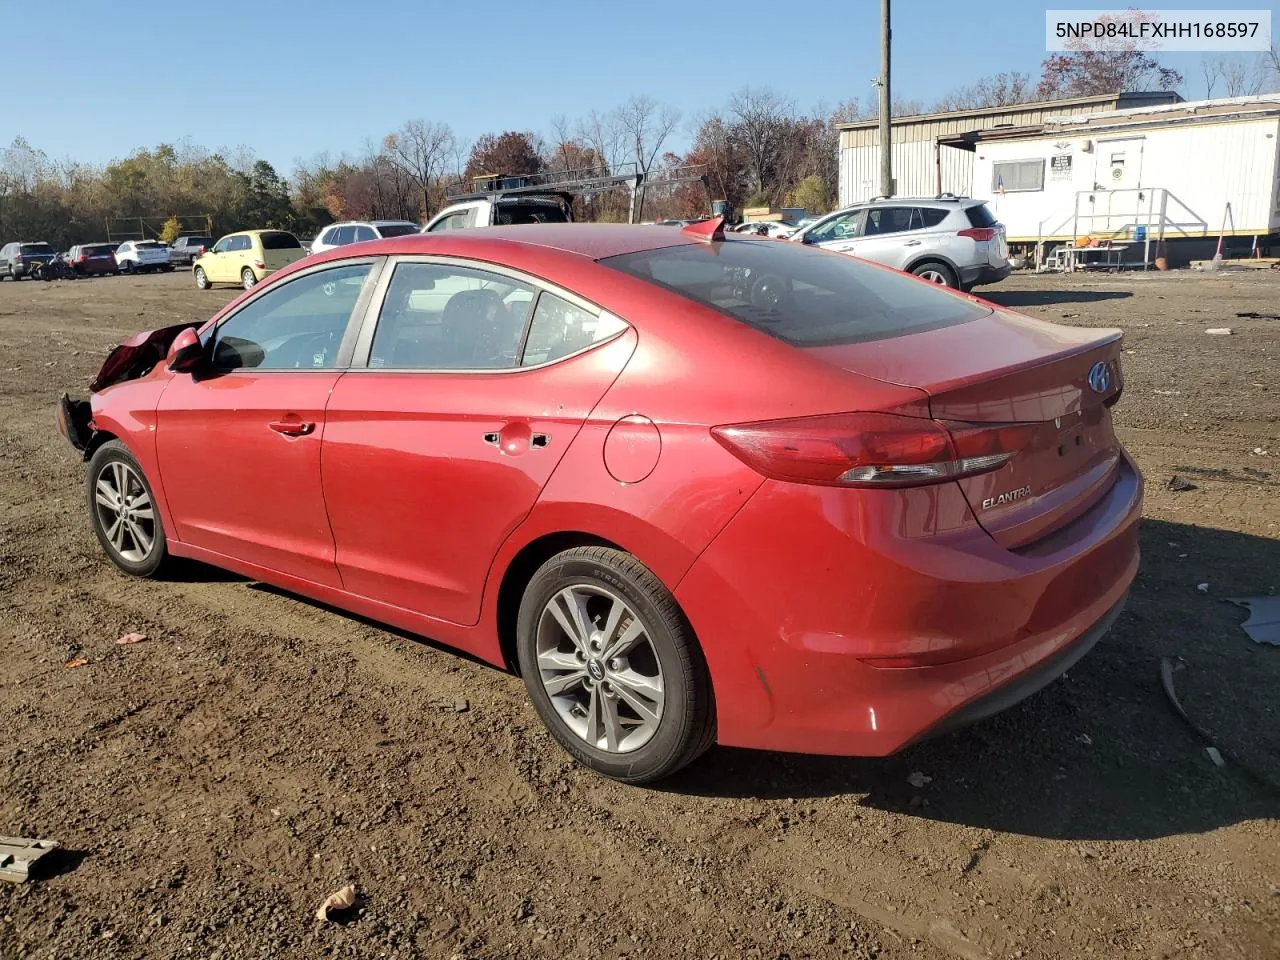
[{"left": 1, "top": 267, "right": 1277, "bottom": 960}]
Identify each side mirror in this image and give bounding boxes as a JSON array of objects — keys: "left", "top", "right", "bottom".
[{"left": 167, "top": 327, "right": 203, "bottom": 373}]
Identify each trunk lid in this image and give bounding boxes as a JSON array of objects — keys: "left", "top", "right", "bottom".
[
  {"left": 807, "top": 308, "right": 1124, "bottom": 548},
  {"left": 90, "top": 322, "right": 199, "bottom": 393},
  {"left": 263, "top": 247, "right": 306, "bottom": 271}
]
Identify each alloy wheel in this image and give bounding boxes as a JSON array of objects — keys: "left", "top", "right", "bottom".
[
  {"left": 918, "top": 268, "right": 949, "bottom": 284},
  {"left": 535, "top": 584, "right": 665, "bottom": 753},
  {"left": 93, "top": 460, "right": 156, "bottom": 564}
]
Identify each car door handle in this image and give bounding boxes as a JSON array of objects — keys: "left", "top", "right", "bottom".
[
  {"left": 268, "top": 420, "right": 315, "bottom": 437},
  {"left": 903, "top": 239, "right": 922, "bottom": 246}
]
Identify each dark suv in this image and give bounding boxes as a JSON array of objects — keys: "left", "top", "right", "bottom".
[{"left": 0, "top": 242, "right": 57, "bottom": 280}]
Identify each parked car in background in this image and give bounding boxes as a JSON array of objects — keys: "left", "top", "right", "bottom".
[
  {"left": 789, "top": 197, "right": 1010, "bottom": 290},
  {"left": 310, "top": 221, "right": 421, "bottom": 255},
  {"left": 115, "top": 241, "right": 173, "bottom": 274},
  {"left": 735, "top": 221, "right": 795, "bottom": 239},
  {"left": 422, "top": 192, "right": 572, "bottom": 232},
  {"left": 168, "top": 236, "right": 214, "bottom": 267},
  {"left": 67, "top": 243, "right": 120, "bottom": 276},
  {"left": 58, "top": 221, "right": 1140, "bottom": 784},
  {"left": 193, "top": 230, "right": 307, "bottom": 290},
  {"left": 0, "top": 241, "right": 58, "bottom": 280}
]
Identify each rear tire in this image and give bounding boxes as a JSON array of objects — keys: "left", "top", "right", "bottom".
[
  {"left": 86, "top": 440, "right": 170, "bottom": 579},
  {"left": 241, "top": 267, "right": 257, "bottom": 290},
  {"left": 911, "top": 260, "right": 958, "bottom": 288},
  {"left": 122, "top": 261, "right": 133, "bottom": 274},
  {"left": 194, "top": 266, "right": 210, "bottom": 290},
  {"left": 515, "top": 546, "right": 715, "bottom": 784}
]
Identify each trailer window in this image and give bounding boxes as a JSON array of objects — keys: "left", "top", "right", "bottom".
[{"left": 992, "top": 159, "right": 1044, "bottom": 193}]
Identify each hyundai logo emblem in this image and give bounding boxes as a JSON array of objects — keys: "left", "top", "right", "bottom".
[{"left": 1088, "top": 361, "right": 1111, "bottom": 394}]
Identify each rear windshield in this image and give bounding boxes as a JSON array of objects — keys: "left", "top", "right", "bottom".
[
  {"left": 260, "top": 231, "right": 302, "bottom": 249},
  {"left": 965, "top": 204, "right": 998, "bottom": 228},
  {"left": 85, "top": 244, "right": 115, "bottom": 255},
  {"left": 602, "top": 240, "right": 989, "bottom": 347},
  {"left": 20, "top": 243, "right": 53, "bottom": 255},
  {"left": 493, "top": 201, "right": 569, "bottom": 225},
  {"left": 376, "top": 223, "right": 420, "bottom": 238}
]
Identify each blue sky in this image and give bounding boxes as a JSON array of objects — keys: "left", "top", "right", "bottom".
[{"left": 5, "top": 0, "right": 1277, "bottom": 174}]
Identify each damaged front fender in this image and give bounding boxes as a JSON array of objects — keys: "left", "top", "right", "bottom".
[{"left": 89, "top": 321, "right": 200, "bottom": 393}]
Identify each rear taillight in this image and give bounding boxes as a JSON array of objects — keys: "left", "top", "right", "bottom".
[
  {"left": 957, "top": 227, "right": 996, "bottom": 241},
  {"left": 13, "top": 255, "right": 23, "bottom": 264},
  {"left": 711, "top": 412, "right": 1031, "bottom": 488},
  {"left": 253, "top": 259, "right": 265, "bottom": 269}
]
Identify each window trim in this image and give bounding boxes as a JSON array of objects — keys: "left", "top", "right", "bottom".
[
  {"left": 198, "top": 256, "right": 386, "bottom": 376},
  {"left": 346, "top": 254, "right": 630, "bottom": 375},
  {"left": 992, "top": 158, "right": 1046, "bottom": 193}
]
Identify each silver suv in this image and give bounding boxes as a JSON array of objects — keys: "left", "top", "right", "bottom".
[{"left": 789, "top": 197, "right": 1010, "bottom": 290}]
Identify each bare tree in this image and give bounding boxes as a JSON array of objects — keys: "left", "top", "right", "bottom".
[
  {"left": 577, "top": 109, "right": 626, "bottom": 173},
  {"left": 934, "top": 72, "right": 1033, "bottom": 111},
  {"left": 383, "top": 119, "right": 455, "bottom": 217},
  {"left": 615, "top": 95, "right": 681, "bottom": 220},
  {"left": 726, "top": 87, "right": 796, "bottom": 202}
]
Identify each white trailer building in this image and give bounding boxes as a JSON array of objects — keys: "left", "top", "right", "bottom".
[
  {"left": 964, "top": 95, "right": 1280, "bottom": 264},
  {"left": 836, "top": 92, "right": 1180, "bottom": 208}
]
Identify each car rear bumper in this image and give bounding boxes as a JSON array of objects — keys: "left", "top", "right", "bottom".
[
  {"left": 675, "top": 450, "right": 1142, "bottom": 756},
  {"left": 960, "top": 262, "right": 1011, "bottom": 288}
]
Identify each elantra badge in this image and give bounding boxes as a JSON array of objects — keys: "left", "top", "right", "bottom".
[
  {"left": 983, "top": 486, "right": 1032, "bottom": 510},
  {"left": 1088, "top": 361, "right": 1112, "bottom": 394}
]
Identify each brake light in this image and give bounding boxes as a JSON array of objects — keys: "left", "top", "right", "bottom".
[
  {"left": 711, "top": 412, "right": 1030, "bottom": 488},
  {"left": 957, "top": 227, "right": 996, "bottom": 241},
  {"left": 253, "top": 259, "right": 265, "bottom": 269},
  {"left": 13, "top": 255, "right": 23, "bottom": 264}
]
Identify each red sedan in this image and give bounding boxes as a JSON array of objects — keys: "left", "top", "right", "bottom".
[{"left": 57, "top": 220, "right": 1141, "bottom": 783}]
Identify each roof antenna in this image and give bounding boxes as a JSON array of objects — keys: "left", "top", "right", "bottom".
[{"left": 681, "top": 216, "right": 725, "bottom": 242}]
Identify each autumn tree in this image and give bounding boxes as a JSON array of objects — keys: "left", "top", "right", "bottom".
[
  {"left": 1037, "top": 11, "right": 1182, "bottom": 98},
  {"left": 933, "top": 72, "right": 1033, "bottom": 111},
  {"left": 464, "top": 131, "right": 544, "bottom": 181},
  {"left": 383, "top": 119, "right": 455, "bottom": 217}
]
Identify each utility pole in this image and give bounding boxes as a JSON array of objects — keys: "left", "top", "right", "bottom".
[{"left": 878, "top": 0, "right": 893, "bottom": 197}]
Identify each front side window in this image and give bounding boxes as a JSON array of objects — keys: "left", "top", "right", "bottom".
[
  {"left": 212, "top": 237, "right": 231, "bottom": 253},
  {"left": 368, "top": 262, "right": 533, "bottom": 370},
  {"left": 353, "top": 226, "right": 377, "bottom": 243},
  {"left": 805, "top": 210, "right": 864, "bottom": 244},
  {"left": 334, "top": 226, "right": 356, "bottom": 245},
  {"left": 428, "top": 211, "right": 474, "bottom": 232},
  {"left": 521, "top": 293, "right": 624, "bottom": 366},
  {"left": 207, "top": 263, "right": 372, "bottom": 371}
]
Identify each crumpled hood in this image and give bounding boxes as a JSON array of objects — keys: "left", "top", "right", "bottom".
[{"left": 89, "top": 322, "right": 198, "bottom": 393}]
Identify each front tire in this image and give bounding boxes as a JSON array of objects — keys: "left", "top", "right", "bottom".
[
  {"left": 86, "top": 440, "right": 170, "bottom": 578},
  {"left": 516, "top": 546, "right": 715, "bottom": 784},
  {"left": 911, "top": 260, "right": 958, "bottom": 288},
  {"left": 194, "top": 266, "right": 210, "bottom": 290},
  {"left": 241, "top": 267, "right": 257, "bottom": 290}
]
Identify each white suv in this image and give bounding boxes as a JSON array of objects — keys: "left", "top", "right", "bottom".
[
  {"left": 789, "top": 197, "right": 1009, "bottom": 290},
  {"left": 114, "top": 240, "right": 173, "bottom": 273},
  {"left": 310, "top": 220, "right": 421, "bottom": 255}
]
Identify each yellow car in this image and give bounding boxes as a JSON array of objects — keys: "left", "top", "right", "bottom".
[{"left": 193, "top": 230, "right": 308, "bottom": 291}]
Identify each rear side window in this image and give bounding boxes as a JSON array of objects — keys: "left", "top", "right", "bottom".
[
  {"left": 521, "top": 293, "right": 626, "bottom": 366},
  {"left": 353, "top": 226, "right": 377, "bottom": 243},
  {"left": 919, "top": 208, "right": 950, "bottom": 227},
  {"left": 260, "top": 231, "right": 302, "bottom": 250},
  {"left": 965, "top": 204, "right": 998, "bottom": 228},
  {"left": 863, "top": 207, "right": 916, "bottom": 236},
  {"left": 602, "top": 240, "right": 988, "bottom": 347},
  {"left": 376, "top": 223, "right": 419, "bottom": 238},
  {"left": 21, "top": 243, "right": 54, "bottom": 255},
  {"left": 233, "top": 235, "right": 253, "bottom": 252}
]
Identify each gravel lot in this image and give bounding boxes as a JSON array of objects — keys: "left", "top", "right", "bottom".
[{"left": 1, "top": 268, "right": 1277, "bottom": 960}]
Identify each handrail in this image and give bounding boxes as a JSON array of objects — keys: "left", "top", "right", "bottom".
[{"left": 1035, "top": 187, "right": 1210, "bottom": 271}]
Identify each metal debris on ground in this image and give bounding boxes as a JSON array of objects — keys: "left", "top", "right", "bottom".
[
  {"left": 116, "top": 632, "right": 148, "bottom": 645},
  {"left": 1235, "top": 312, "right": 1280, "bottom": 319},
  {"left": 1197, "top": 583, "right": 1210, "bottom": 593},
  {"left": 64, "top": 657, "right": 88, "bottom": 669},
  {"left": 1226, "top": 596, "right": 1280, "bottom": 646},
  {"left": 1204, "top": 328, "right": 1233, "bottom": 335},
  {"left": 315, "top": 883, "right": 358, "bottom": 922},
  {"left": 1165, "top": 475, "right": 1197, "bottom": 492},
  {"left": 0, "top": 837, "right": 60, "bottom": 883}
]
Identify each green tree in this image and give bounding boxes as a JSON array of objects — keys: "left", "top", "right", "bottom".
[{"left": 785, "top": 176, "right": 830, "bottom": 216}]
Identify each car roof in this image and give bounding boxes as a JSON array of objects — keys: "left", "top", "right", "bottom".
[{"left": 325, "top": 224, "right": 699, "bottom": 260}]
